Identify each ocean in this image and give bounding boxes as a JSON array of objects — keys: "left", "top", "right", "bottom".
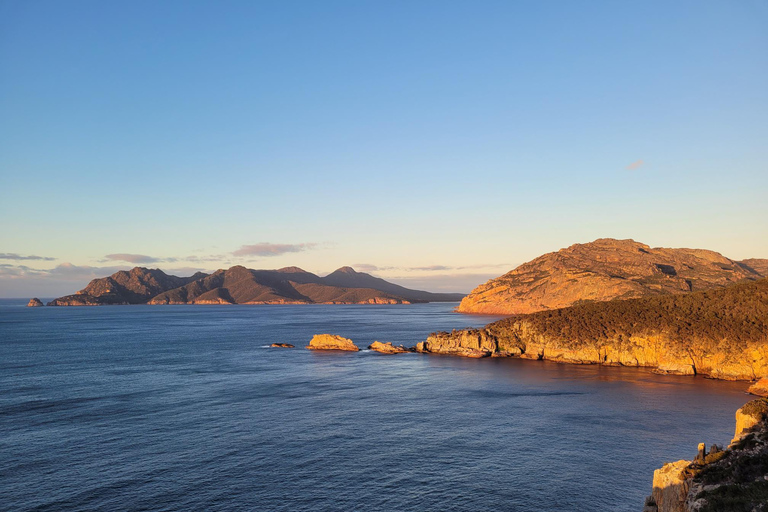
[{"left": 0, "top": 300, "right": 751, "bottom": 511}]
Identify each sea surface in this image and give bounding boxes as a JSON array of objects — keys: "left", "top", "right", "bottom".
[{"left": 0, "top": 300, "right": 753, "bottom": 511}]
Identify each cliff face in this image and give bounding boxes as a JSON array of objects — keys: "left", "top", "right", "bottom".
[
  {"left": 643, "top": 399, "right": 768, "bottom": 512},
  {"left": 458, "top": 238, "right": 764, "bottom": 315},
  {"left": 421, "top": 278, "right": 768, "bottom": 381}
]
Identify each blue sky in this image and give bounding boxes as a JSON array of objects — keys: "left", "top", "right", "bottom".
[{"left": 1, "top": 0, "right": 767, "bottom": 297}]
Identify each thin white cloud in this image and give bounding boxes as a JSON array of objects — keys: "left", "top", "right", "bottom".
[
  {"left": 626, "top": 159, "right": 644, "bottom": 170},
  {"left": 233, "top": 243, "right": 317, "bottom": 257},
  {"left": 0, "top": 253, "right": 56, "bottom": 261},
  {"left": 104, "top": 253, "right": 161, "bottom": 264}
]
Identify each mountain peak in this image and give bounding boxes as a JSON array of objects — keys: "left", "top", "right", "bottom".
[
  {"left": 333, "top": 266, "right": 357, "bottom": 274},
  {"left": 278, "top": 266, "right": 309, "bottom": 273}
]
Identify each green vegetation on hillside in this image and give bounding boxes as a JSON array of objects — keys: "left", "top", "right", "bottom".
[{"left": 488, "top": 278, "right": 768, "bottom": 349}]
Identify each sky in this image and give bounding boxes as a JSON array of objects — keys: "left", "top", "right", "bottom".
[{"left": 1, "top": 0, "right": 767, "bottom": 298}]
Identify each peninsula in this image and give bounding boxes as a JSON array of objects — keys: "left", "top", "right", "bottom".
[
  {"left": 419, "top": 277, "right": 768, "bottom": 381},
  {"left": 47, "top": 265, "right": 464, "bottom": 306}
]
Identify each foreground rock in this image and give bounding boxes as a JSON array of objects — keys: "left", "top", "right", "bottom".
[
  {"left": 270, "top": 343, "right": 295, "bottom": 348},
  {"left": 748, "top": 376, "right": 768, "bottom": 396},
  {"left": 420, "top": 278, "right": 768, "bottom": 381},
  {"left": 368, "top": 341, "right": 411, "bottom": 354},
  {"left": 26, "top": 298, "right": 44, "bottom": 307},
  {"left": 306, "top": 334, "right": 359, "bottom": 351},
  {"left": 458, "top": 238, "right": 765, "bottom": 315},
  {"left": 643, "top": 398, "right": 768, "bottom": 512}
]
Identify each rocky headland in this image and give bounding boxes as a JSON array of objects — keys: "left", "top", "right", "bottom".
[
  {"left": 420, "top": 278, "right": 768, "bottom": 381},
  {"left": 48, "top": 265, "right": 464, "bottom": 306},
  {"left": 306, "top": 334, "right": 360, "bottom": 351},
  {"left": 643, "top": 398, "right": 768, "bottom": 512},
  {"left": 458, "top": 238, "right": 766, "bottom": 315}
]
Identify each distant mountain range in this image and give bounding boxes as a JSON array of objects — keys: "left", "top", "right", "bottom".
[
  {"left": 46, "top": 266, "right": 465, "bottom": 306},
  {"left": 457, "top": 238, "right": 768, "bottom": 315}
]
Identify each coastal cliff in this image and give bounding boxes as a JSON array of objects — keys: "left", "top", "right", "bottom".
[
  {"left": 458, "top": 238, "right": 765, "bottom": 315},
  {"left": 643, "top": 398, "right": 768, "bottom": 512},
  {"left": 422, "top": 278, "right": 768, "bottom": 381}
]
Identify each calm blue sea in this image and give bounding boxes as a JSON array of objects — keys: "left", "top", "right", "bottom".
[{"left": 0, "top": 300, "right": 752, "bottom": 511}]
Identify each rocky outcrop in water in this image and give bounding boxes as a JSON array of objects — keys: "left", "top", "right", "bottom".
[
  {"left": 26, "top": 298, "right": 44, "bottom": 307},
  {"left": 458, "top": 238, "right": 765, "bottom": 315},
  {"left": 421, "top": 278, "right": 768, "bottom": 381},
  {"left": 368, "top": 341, "right": 411, "bottom": 354},
  {"left": 643, "top": 398, "right": 768, "bottom": 512},
  {"left": 270, "top": 343, "right": 295, "bottom": 348},
  {"left": 306, "top": 334, "right": 360, "bottom": 351}
]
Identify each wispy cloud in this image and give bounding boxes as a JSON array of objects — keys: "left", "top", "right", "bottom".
[
  {"left": 0, "top": 253, "right": 56, "bottom": 261},
  {"left": 104, "top": 253, "right": 161, "bottom": 264},
  {"left": 233, "top": 243, "right": 317, "bottom": 257},
  {"left": 352, "top": 263, "right": 511, "bottom": 274},
  {"left": 626, "top": 159, "right": 644, "bottom": 170},
  {"left": 410, "top": 265, "right": 452, "bottom": 271},
  {"left": 0, "top": 263, "right": 128, "bottom": 281}
]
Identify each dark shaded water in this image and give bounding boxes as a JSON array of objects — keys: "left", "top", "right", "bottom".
[{"left": 0, "top": 301, "right": 751, "bottom": 511}]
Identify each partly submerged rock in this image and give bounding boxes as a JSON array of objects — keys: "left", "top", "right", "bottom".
[
  {"left": 368, "top": 341, "right": 411, "bottom": 354},
  {"left": 306, "top": 334, "right": 359, "bottom": 351},
  {"left": 270, "top": 343, "right": 295, "bottom": 348},
  {"left": 26, "top": 298, "right": 44, "bottom": 307}
]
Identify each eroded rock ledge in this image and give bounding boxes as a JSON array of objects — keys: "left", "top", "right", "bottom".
[{"left": 642, "top": 398, "right": 768, "bottom": 512}]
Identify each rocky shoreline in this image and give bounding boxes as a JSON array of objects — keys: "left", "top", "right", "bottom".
[{"left": 643, "top": 398, "right": 768, "bottom": 512}]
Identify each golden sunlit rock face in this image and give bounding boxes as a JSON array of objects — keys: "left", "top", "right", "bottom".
[
  {"left": 424, "top": 278, "right": 768, "bottom": 381},
  {"left": 306, "top": 334, "right": 360, "bottom": 351},
  {"left": 748, "top": 377, "right": 768, "bottom": 397},
  {"left": 368, "top": 341, "right": 411, "bottom": 354},
  {"left": 644, "top": 399, "right": 768, "bottom": 512},
  {"left": 457, "top": 238, "right": 765, "bottom": 315}
]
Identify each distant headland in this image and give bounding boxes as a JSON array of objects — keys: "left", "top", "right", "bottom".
[{"left": 44, "top": 265, "right": 465, "bottom": 306}]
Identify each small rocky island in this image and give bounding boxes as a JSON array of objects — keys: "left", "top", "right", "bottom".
[
  {"left": 306, "top": 334, "right": 360, "bottom": 351},
  {"left": 26, "top": 298, "right": 44, "bottom": 307},
  {"left": 368, "top": 341, "right": 412, "bottom": 354}
]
